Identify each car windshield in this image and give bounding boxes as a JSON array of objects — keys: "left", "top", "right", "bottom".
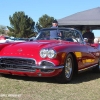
[{"left": 35, "top": 28, "right": 84, "bottom": 43}]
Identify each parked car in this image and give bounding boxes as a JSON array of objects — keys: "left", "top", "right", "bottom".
[
  {"left": 0, "top": 36, "right": 14, "bottom": 43},
  {"left": 0, "top": 27, "right": 100, "bottom": 83},
  {"left": 0, "top": 36, "right": 26, "bottom": 43}
]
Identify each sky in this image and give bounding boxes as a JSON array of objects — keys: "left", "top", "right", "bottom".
[{"left": 0, "top": 0, "right": 100, "bottom": 37}]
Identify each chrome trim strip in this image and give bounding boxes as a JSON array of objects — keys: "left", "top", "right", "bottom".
[{"left": 78, "top": 64, "right": 98, "bottom": 72}]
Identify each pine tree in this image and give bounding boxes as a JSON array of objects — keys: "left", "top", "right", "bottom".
[{"left": 7, "top": 11, "right": 35, "bottom": 38}]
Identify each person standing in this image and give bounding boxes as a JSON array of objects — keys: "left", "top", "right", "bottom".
[
  {"left": 50, "top": 20, "right": 62, "bottom": 39},
  {"left": 82, "top": 27, "right": 95, "bottom": 43}
]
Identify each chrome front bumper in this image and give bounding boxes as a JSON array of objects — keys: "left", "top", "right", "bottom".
[{"left": 31, "top": 65, "right": 64, "bottom": 69}]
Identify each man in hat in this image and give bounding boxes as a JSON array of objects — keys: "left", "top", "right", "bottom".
[
  {"left": 50, "top": 20, "right": 62, "bottom": 39},
  {"left": 82, "top": 27, "right": 95, "bottom": 43}
]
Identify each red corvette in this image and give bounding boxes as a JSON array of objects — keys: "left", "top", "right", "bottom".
[{"left": 0, "top": 27, "right": 100, "bottom": 83}]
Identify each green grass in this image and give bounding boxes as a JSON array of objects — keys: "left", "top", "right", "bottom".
[{"left": 0, "top": 71, "right": 100, "bottom": 100}]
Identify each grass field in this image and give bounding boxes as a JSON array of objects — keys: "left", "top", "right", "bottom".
[{"left": 0, "top": 71, "right": 100, "bottom": 100}]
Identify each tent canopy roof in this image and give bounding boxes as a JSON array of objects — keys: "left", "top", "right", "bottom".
[{"left": 58, "top": 7, "right": 100, "bottom": 28}]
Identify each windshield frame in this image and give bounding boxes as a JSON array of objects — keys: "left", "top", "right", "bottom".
[{"left": 35, "top": 28, "right": 84, "bottom": 44}]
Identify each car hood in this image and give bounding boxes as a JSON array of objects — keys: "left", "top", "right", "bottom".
[{"left": 0, "top": 40, "right": 76, "bottom": 58}]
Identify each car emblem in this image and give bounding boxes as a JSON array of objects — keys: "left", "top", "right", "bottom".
[{"left": 17, "top": 48, "right": 23, "bottom": 52}]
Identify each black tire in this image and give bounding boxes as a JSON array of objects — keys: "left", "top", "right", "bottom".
[
  {"left": 93, "top": 58, "right": 100, "bottom": 72},
  {"left": 0, "top": 73, "right": 5, "bottom": 77},
  {"left": 55, "top": 53, "right": 74, "bottom": 83}
]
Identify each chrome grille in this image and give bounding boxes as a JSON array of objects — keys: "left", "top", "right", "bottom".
[
  {"left": 0, "top": 58, "right": 35, "bottom": 65},
  {"left": 0, "top": 57, "right": 36, "bottom": 71}
]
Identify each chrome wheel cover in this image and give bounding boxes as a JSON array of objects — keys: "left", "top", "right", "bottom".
[{"left": 65, "top": 57, "right": 72, "bottom": 78}]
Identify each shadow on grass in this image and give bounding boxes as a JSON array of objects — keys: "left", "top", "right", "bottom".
[
  {"left": 1, "top": 70, "right": 100, "bottom": 84},
  {"left": 71, "top": 70, "right": 100, "bottom": 84}
]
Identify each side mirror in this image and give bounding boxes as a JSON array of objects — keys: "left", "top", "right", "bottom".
[{"left": 84, "top": 38, "right": 88, "bottom": 43}]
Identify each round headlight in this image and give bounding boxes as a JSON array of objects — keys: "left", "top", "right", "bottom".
[
  {"left": 47, "top": 49, "right": 56, "bottom": 58},
  {"left": 40, "top": 49, "right": 48, "bottom": 58}
]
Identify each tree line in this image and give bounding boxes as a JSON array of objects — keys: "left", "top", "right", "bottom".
[{"left": 0, "top": 11, "right": 56, "bottom": 38}]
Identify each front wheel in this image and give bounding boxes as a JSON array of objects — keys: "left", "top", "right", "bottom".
[{"left": 56, "top": 54, "right": 74, "bottom": 83}]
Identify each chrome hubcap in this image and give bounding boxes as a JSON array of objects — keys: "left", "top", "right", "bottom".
[{"left": 65, "top": 58, "right": 72, "bottom": 78}]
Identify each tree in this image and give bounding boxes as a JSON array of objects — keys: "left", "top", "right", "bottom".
[
  {"left": 0, "top": 25, "right": 7, "bottom": 35},
  {"left": 36, "top": 14, "right": 55, "bottom": 31},
  {"left": 7, "top": 11, "right": 35, "bottom": 38}
]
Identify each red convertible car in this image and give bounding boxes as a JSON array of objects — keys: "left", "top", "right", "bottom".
[{"left": 0, "top": 27, "right": 100, "bottom": 83}]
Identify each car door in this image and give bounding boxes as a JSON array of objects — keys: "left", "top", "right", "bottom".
[
  {"left": 73, "top": 30, "right": 98, "bottom": 69},
  {"left": 86, "top": 44, "right": 99, "bottom": 65}
]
